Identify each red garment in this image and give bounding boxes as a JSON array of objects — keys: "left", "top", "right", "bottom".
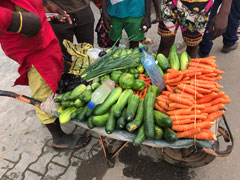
[{"left": 0, "top": 0, "right": 63, "bottom": 93}]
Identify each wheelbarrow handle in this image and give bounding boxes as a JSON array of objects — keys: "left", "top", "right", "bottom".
[{"left": 0, "top": 90, "right": 42, "bottom": 108}]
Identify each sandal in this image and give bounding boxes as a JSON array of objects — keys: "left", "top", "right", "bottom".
[{"left": 52, "top": 131, "right": 91, "bottom": 151}]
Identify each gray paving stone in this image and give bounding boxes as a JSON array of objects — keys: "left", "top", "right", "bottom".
[
  {"left": 42, "top": 163, "right": 65, "bottom": 180},
  {"left": 23, "top": 170, "right": 42, "bottom": 180},
  {"left": 1, "top": 176, "right": 12, "bottom": 180},
  {"left": 29, "top": 145, "right": 58, "bottom": 175},
  {"left": 5, "top": 152, "right": 38, "bottom": 180},
  {"left": 51, "top": 150, "right": 73, "bottom": 167},
  {"left": 73, "top": 137, "right": 101, "bottom": 161},
  {"left": 0, "top": 159, "right": 14, "bottom": 178},
  {"left": 58, "top": 157, "right": 82, "bottom": 180}
]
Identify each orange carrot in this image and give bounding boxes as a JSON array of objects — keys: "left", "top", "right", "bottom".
[
  {"left": 201, "top": 104, "right": 224, "bottom": 113},
  {"left": 172, "top": 121, "right": 214, "bottom": 131},
  {"left": 168, "top": 103, "right": 191, "bottom": 109},
  {"left": 165, "top": 84, "right": 174, "bottom": 93},
  {"left": 187, "top": 132, "right": 217, "bottom": 141},
  {"left": 187, "top": 85, "right": 211, "bottom": 94},
  {"left": 190, "top": 109, "right": 201, "bottom": 115},
  {"left": 177, "top": 128, "right": 201, "bottom": 138},
  {"left": 173, "top": 119, "right": 195, "bottom": 125},
  {"left": 157, "top": 95, "right": 168, "bottom": 101},
  {"left": 197, "top": 92, "right": 218, "bottom": 104},
  {"left": 192, "top": 104, "right": 205, "bottom": 110},
  {"left": 177, "top": 84, "right": 203, "bottom": 98},
  {"left": 205, "top": 110, "right": 225, "bottom": 121},
  {"left": 167, "top": 69, "right": 179, "bottom": 73},
  {"left": 167, "top": 108, "right": 192, "bottom": 116},
  {"left": 164, "top": 73, "right": 183, "bottom": 84},
  {"left": 168, "top": 94, "right": 193, "bottom": 106},
  {"left": 210, "top": 98, "right": 225, "bottom": 106},
  {"left": 201, "top": 129, "right": 214, "bottom": 134},
  {"left": 154, "top": 103, "right": 167, "bottom": 114},
  {"left": 221, "top": 99, "right": 231, "bottom": 104},
  {"left": 170, "top": 114, "right": 207, "bottom": 121}
]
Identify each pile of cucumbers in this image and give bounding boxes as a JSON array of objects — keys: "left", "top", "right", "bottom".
[{"left": 56, "top": 83, "right": 178, "bottom": 146}]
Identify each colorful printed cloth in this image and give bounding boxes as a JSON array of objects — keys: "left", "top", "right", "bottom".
[{"left": 159, "top": 0, "right": 213, "bottom": 46}]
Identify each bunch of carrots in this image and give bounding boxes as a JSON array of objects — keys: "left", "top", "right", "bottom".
[
  {"left": 154, "top": 56, "right": 231, "bottom": 141},
  {"left": 134, "top": 73, "right": 152, "bottom": 99}
]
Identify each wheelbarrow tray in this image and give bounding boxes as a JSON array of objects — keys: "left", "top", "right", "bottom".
[{"left": 71, "top": 119, "right": 216, "bottom": 150}]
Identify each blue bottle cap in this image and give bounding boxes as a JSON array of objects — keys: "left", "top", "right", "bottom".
[
  {"left": 139, "top": 45, "right": 145, "bottom": 52},
  {"left": 87, "top": 101, "right": 95, "bottom": 109}
]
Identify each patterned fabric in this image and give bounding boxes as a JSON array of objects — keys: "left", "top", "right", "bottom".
[
  {"left": 95, "top": 15, "right": 112, "bottom": 48},
  {"left": 159, "top": 0, "right": 213, "bottom": 46}
]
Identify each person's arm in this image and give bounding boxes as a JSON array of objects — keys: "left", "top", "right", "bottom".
[
  {"left": 140, "top": 0, "right": 151, "bottom": 32},
  {"left": 152, "top": 0, "right": 160, "bottom": 23},
  {"left": 102, "top": 0, "right": 112, "bottom": 31},
  {"left": 43, "top": 0, "right": 72, "bottom": 24},
  {"left": 207, "top": 0, "right": 232, "bottom": 40}
]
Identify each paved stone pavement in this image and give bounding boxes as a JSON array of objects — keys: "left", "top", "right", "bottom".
[{"left": 1, "top": 2, "right": 240, "bottom": 180}]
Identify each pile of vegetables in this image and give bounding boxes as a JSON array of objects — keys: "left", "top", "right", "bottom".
[{"left": 55, "top": 44, "right": 230, "bottom": 146}]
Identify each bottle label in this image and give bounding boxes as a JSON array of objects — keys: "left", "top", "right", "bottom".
[{"left": 142, "top": 57, "right": 155, "bottom": 67}]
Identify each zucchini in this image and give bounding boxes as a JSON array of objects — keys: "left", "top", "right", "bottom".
[
  {"left": 155, "top": 126, "right": 163, "bottom": 140},
  {"left": 74, "top": 99, "right": 85, "bottom": 108},
  {"left": 164, "top": 127, "right": 178, "bottom": 142},
  {"left": 94, "top": 87, "right": 122, "bottom": 115},
  {"left": 79, "top": 89, "right": 92, "bottom": 103},
  {"left": 87, "top": 116, "right": 94, "bottom": 129},
  {"left": 91, "top": 82, "right": 100, "bottom": 91},
  {"left": 126, "top": 94, "right": 140, "bottom": 122},
  {"left": 56, "top": 106, "right": 65, "bottom": 115},
  {"left": 147, "top": 85, "right": 160, "bottom": 99},
  {"left": 169, "top": 44, "right": 180, "bottom": 70},
  {"left": 154, "top": 110, "right": 173, "bottom": 128},
  {"left": 143, "top": 92, "right": 155, "bottom": 139},
  {"left": 92, "top": 113, "right": 109, "bottom": 127},
  {"left": 54, "top": 93, "right": 65, "bottom": 104},
  {"left": 61, "top": 91, "right": 72, "bottom": 101},
  {"left": 105, "top": 105, "right": 116, "bottom": 134},
  {"left": 59, "top": 106, "right": 77, "bottom": 124},
  {"left": 61, "top": 100, "right": 75, "bottom": 108},
  {"left": 133, "top": 125, "right": 145, "bottom": 146},
  {"left": 71, "top": 107, "right": 84, "bottom": 119},
  {"left": 126, "top": 99, "right": 144, "bottom": 132},
  {"left": 156, "top": 53, "right": 170, "bottom": 71},
  {"left": 180, "top": 51, "right": 189, "bottom": 70},
  {"left": 85, "top": 106, "right": 96, "bottom": 118},
  {"left": 68, "top": 84, "right": 86, "bottom": 100},
  {"left": 116, "top": 108, "right": 127, "bottom": 129},
  {"left": 77, "top": 106, "right": 88, "bottom": 121},
  {"left": 113, "top": 89, "right": 133, "bottom": 118}
]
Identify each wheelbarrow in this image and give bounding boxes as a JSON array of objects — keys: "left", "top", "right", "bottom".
[{"left": 0, "top": 89, "right": 234, "bottom": 168}]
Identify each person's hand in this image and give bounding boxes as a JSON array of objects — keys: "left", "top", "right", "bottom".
[
  {"left": 140, "top": 17, "right": 151, "bottom": 33},
  {"left": 207, "top": 12, "right": 228, "bottom": 41},
  {"left": 102, "top": 11, "right": 112, "bottom": 31},
  {"left": 8, "top": 11, "right": 41, "bottom": 37},
  {"left": 44, "top": 0, "right": 72, "bottom": 24}
]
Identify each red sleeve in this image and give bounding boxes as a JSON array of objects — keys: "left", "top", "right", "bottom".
[{"left": 0, "top": 7, "right": 13, "bottom": 38}]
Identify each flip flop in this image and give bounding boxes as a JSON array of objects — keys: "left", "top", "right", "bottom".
[{"left": 52, "top": 131, "right": 91, "bottom": 151}]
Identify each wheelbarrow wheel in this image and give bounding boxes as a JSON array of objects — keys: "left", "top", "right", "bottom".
[{"left": 161, "top": 147, "right": 216, "bottom": 168}]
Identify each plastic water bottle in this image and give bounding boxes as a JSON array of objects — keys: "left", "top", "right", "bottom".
[
  {"left": 139, "top": 45, "right": 165, "bottom": 90},
  {"left": 87, "top": 79, "right": 115, "bottom": 109}
]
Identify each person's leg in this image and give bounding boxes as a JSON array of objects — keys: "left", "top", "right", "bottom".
[
  {"left": 199, "top": 0, "right": 223, "bottom": 57},
  {"left": 222, "top": 0, "right": 240, "bottom": 52},
  {"left": 158, "top": 35, "right": 176, "bottom": 57},
  {"left": 74, "top": 6, "right": 95, "bottom": 45},
  {"left": 27, "top": 66, "right": 90, "bottom": 150},
  {"left": 108, "top": 16, "right": 124, "bottom": 46},
  {"left": 186, "top": 45, "right": 198, "bottom": 58},
  {"left": 124, "top": 16, "right": 145, "bottom": 49}
]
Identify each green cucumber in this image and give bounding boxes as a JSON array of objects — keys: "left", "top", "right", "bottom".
[
  {"left": 77, "top": 106, "right": 88, "bottom": 121},
  {"left": 154, "top": 110, "right": 173, "bottom": 128},
  {"left": 54, "top": 93, "right": 65, "bottom": 104},
  {"left": 94, "top": 87, "right": 123, "bottom": 115},
  {"left": 155, "top": 126, "right": 163, "bottom": 140},
  {"left": 133, "top": 125, "right": 145, "bottom": 146},
  {"left": 126, "top": 94, "right": 140, "bottom": 122},
  {"left": 147, "top": 85, "right": 160, "bottom": 99},
  {"left": 91, "top": 82, "right": 100, "bottom": 91},
  {"left": 61, "top": 91, "right": 72, "bottom": 101},
  {"left": 87, "top": 116, "right": 94, "bottom": 129},
  {"left": 79, "top": 89, "right": 92, "bottom": 103},
  {"left": 126, "top": 99, "right": 144, "bottom": 132},
  {"left": 143, "top": 92, "right": 155, "bottom": 139},
  {"left": 68, "top": 84, "right": 86, "bottom": 100},
  {"left": 180, "top": 51, "right": 189, "bottom": 70},
  {"left": 164, "top": 127, "right": 178, "bottom": 142},
  {"left": 85, "top": 106, "right": 96, "bottom": 118},
  {"left": 59, "top": 106, "right": 77, "bottom": 124},
  {"left": 71, "top": 107, "right": 84, "bottom": 119},
  {"left": 116, "top": 108, "right": 127, "bottom": 129},
  {"left": 169, "top": 44, "right": 180, "bottom": 70},
  {"left": 114, "top": 89, "right": 133, "bottom": 118},
  {"left": 61, "top": 100, "right": 75, "bottom": 108},
  {"left": 105, "top": 105, "right": 116, "bottom": 134},
  {"left": 92, "top": 113, "right": 109, "bottom": 127},
  {"left": 156, "top": 53, "right": 170, "bottom": 71},
  {"left": 74, "top": 99, "right": 85, "bottom": 108}
]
